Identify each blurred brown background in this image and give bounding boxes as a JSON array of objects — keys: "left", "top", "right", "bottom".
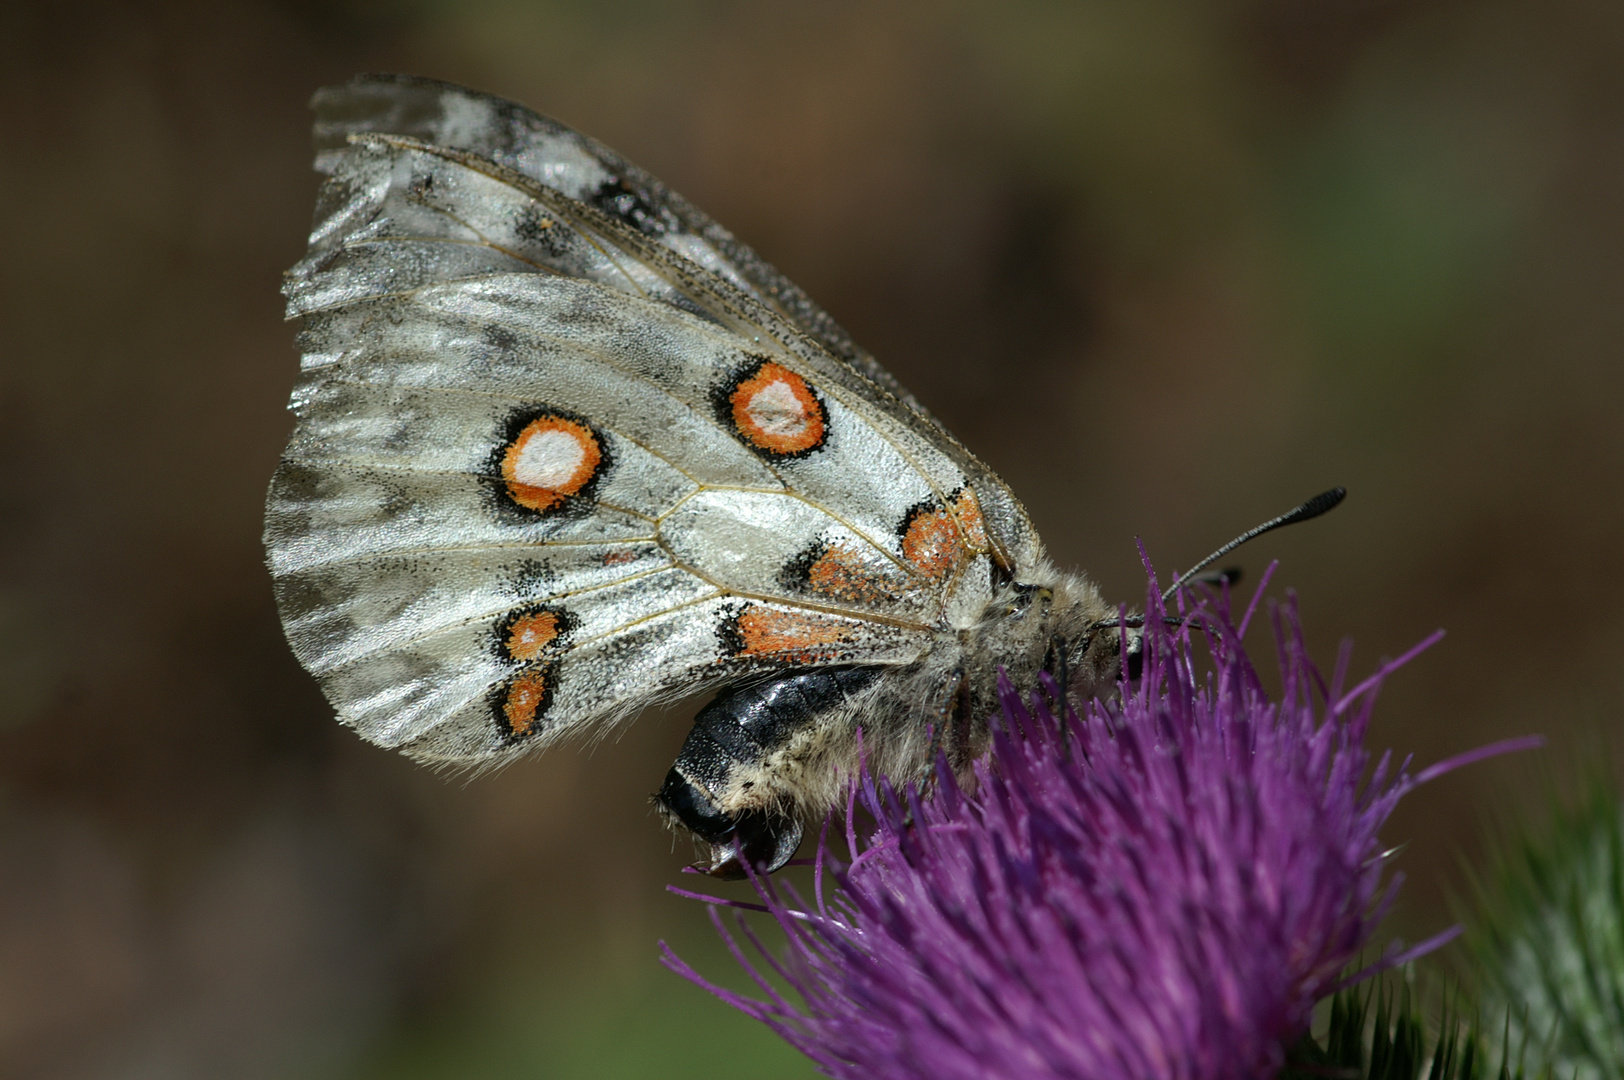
[{"left": 1, "top": 0, "right": 1620, "bottom": 1076}]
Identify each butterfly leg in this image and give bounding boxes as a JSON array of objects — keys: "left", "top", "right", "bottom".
[
  {"left": 655, "top": 667, "right": 878, "bottom": 879},
  {"left": 923, "top": 666, "right": 966, "bottom": 768}
]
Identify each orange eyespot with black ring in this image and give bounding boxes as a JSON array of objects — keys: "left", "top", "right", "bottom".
[
  {"left": 718, "top": 358, "right": 828, "bottom": 460},
  {"left": 492, "top": 409, "right": 607, "bottom": 515}
]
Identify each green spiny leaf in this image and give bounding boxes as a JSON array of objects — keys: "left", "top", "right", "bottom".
[
  {"left": 1285, "top": 971, "right": 1548, "bottom": 1080},
  {"left": 1460, "top": 759, "right": 1624, "bottom": 1079}
]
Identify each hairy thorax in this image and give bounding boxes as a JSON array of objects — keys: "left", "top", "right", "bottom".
[{"left": 749, "top": 571, "right": 1121, "bottom": 816}]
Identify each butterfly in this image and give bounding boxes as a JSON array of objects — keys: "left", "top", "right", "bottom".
[{"left": 265, "top": 74, "right": 1141, "bottom": 879}]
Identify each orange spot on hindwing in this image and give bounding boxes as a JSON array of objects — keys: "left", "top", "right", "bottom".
[
  {"left": 491, "top": 605, "right": 575, "bottom": 739},
  {"left": 721, "top": 604, "right": 857, "bottom": 664},
  {"left": 496, "top": 411, "right": 604, "bottom": 514},
  {"left": 496, "top": 668, "right": 555, "bottom": 739},
  {"left": 721, "top": 359, "right": 827, "bottom": 458},
  {"left": 497, "top": 605, "right": 574, "bottom": 662}
]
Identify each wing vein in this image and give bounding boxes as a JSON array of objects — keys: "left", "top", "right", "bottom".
[
  {"left": 272, "top": 537, "right": 658, "bottom": 574},
  {"left": 299, "top": 375, "right": 711, "bottom": 489},
  {"left": 309, "top": 563, "right": 682, "bottom": 673}
]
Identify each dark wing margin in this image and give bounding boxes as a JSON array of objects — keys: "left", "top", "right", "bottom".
[{"left": 309, "top": 73, "right": 918, "bottom": 410}]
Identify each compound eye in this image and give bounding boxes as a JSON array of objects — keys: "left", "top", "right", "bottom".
[
  {"left": 1124, "top": 638, "right": 1145, "bottom": 683},
  {"left": 1004, "top": 584, "right": 1053, "bottom": 618}
]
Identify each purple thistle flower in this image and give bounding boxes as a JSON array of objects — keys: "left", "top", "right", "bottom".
[{"left": 661, "top": 570, "right": 1539, "bottom": 1080}]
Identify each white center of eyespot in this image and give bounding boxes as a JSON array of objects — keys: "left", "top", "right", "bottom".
[
  {"left": 746, "top": 380, "right": 808, "bottom": 436},
  {"left": 514, "top": 428, "right": 586, "bottom": 489}
]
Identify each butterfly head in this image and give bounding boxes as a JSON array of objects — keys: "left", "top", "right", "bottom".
[
  {"left": 1053, "top": 580, "right": 1145, "bottom": 698},
  {"left": 971, "top": 571, "right": 1142, "bottom": 714}
]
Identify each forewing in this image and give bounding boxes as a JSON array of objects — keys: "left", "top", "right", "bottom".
[
  {"left": 286, "top": 122, "right": 1044, "bottom": 573},
  {"left": 302, "top": 76, "right": 1044, "bottom": 573},
  {"left": 309, "top": 73, "right": 911, "bottom": 405}
]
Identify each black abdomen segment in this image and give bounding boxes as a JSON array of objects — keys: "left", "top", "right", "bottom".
[{"left": 656, "top": 667, "right": 878, "bottom": 878}]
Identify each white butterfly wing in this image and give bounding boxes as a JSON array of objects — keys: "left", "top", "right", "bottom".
[
  {"left": 269, "top": 83, "right": 1045, "bottom": 764},
  {"left": 308, "top": 74, "right": 903, "bottom": 405}
]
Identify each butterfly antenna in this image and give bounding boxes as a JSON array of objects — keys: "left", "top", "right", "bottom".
[{"left": 1160, "top": 487, "right": 1346, "bottom": 603}]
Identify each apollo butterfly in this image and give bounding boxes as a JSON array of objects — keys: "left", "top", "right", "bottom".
[{"left": 268, "top": 75, "right": 1161, "bottom": 877}]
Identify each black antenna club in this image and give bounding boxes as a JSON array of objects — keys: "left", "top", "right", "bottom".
[{"left": 1161, "top": 487, "right": 1346, "bottom": 603}]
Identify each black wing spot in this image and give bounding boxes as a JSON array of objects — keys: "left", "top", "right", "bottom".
[
  {"left": 513, "top": 204, "right": 551, "bottom": 242},
  {"left": 406, "top": 170, "right": 440, "bottom": 206},
  {"left": 483, "top": 324, "right": 518, "bottom": 353},
  {"left": 776, "top": 538, "right": 830, "bottom": 594},
  {"left": 502, "top": 558, "right": 554, "bottom": 600},
  {"left": 588, "top": 175, "right": 674, "bottom": 236},
  {"left": 714, "top": 600, "right": 749, "bottom": 659}
]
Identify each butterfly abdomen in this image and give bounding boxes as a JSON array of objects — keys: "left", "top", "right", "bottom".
[{"left": 655, "top": 667, "right": 882, "bottom": 876}]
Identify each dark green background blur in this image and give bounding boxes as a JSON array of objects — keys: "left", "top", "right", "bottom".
[{"left": 1, "top": 1, "right": 1620, "bottom": 1076}]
